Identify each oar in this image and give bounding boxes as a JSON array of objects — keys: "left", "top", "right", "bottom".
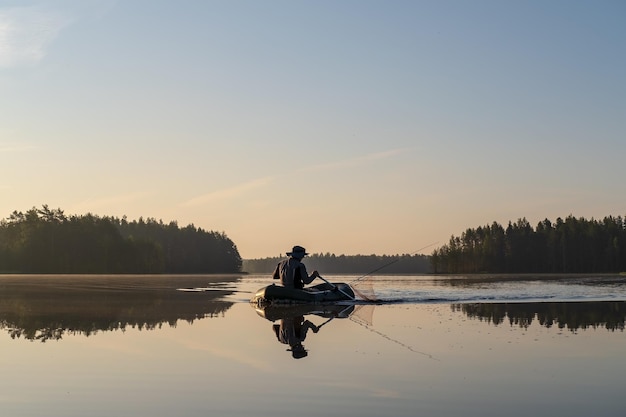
[
  {"left": 316, "top": 316, "right": 335, "bottom": 330},
  {"left": 316, "top": 303, "right": 355, "bottom": 330},
  {"left": 317, "top": 275, "right": 355, "bottom": 301}
]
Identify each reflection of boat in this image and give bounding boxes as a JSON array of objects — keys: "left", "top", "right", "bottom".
[
  {"left": 253, "top": 299, "right": 355, "bottom": 360},
  {"left": 254, "top": 303, "right": 355, "bottom": 322},
  {"left": 251, "top": 282, "right": 355, "bottom": 304}
]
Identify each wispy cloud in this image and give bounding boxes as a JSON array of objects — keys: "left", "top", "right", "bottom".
[
  {"left": 0, "top": 5, "right": 71, "bottom": 68},
  {"left": 181, "top": 176, "right": 275, "bottom": 207},
  {"left": 0, "top": 143, "right": 40, "bottom": 152},
  {"left": 179, "top": 149, "right": 408, "bottom": 208},
  {"left": 182, "top": 342, "right": 274, "bottom": 372},
  {"left": 302, "top": 147, "right": 410, "bottom": 172}
]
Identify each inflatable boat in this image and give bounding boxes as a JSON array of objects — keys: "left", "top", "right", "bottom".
[{"left": 251, "top": 282, "right": 355, "bottom": 305}]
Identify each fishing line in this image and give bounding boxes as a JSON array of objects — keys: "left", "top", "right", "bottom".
[
  {"left": 349, "top": 242, "right": 438, "bottom": 286},
  {"left": 349, "top": 305, "right": 439, "bottom": 361}
]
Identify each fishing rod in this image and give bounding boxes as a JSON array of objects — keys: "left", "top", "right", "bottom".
[
  {"left": 349, "top": 242, "right": 439, "bottom": 286},
  {"left": 318, "top": 275, "right": 355, "bottom": 301}
]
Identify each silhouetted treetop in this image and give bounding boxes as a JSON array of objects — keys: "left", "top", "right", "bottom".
[
  {"left": 0, "top": 205, "right": 241, "bottom": 274},
  {"left": 432, "top": 215, "right": 626, "bottom": 274},
  {"left": 243, "top": 253, "right": 431, "bottom": 274}
]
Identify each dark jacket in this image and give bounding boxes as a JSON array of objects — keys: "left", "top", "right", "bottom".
[{"left": 272, "top": 257, "right": 316, "bottom": 289}]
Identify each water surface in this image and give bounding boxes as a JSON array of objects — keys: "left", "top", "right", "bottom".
[{"left": 1, "top": 274, "right": 624, "bottom": 416}]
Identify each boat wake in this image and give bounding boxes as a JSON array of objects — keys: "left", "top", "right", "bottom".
[
  {"left": 343, "top": 274, "right": 626, "bottom": 305},
  {"left": 351, "top": 289, "right": 626, "bottom": 305}
]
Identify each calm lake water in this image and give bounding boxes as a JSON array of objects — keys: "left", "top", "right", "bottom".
[{"left": 1, "top": 274, "right": 625, "bottom": 417}]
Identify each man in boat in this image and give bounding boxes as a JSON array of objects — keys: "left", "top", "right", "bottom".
[{"left": 272, "top": 245, "right": 320, "bottom": 289}]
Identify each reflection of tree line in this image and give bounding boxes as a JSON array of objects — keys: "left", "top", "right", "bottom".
[
  {"left": 0, "top": 276, "right": 236, "bottom": 342},
  {"left": 453, "top": 302, "right": 626, "bottom": 332}
]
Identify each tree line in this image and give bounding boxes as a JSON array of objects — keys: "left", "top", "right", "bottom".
[
  {"left": 431, "top": 215, "right": 626, "bottom": 274},
  {"left": 0, "top": 205, "right": 242, "bottom": 274},
  {"left": 243, "top": 253, "right": 432, "bottom": 274}
]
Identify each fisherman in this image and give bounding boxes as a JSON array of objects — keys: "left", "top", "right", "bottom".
[{"left": 272, "top": 245, "right": 320, "bottom": 289}]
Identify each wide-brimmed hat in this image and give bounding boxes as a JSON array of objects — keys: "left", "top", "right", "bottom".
[{"left": 286, "top": 245, "right": 308, "bottom": 257}]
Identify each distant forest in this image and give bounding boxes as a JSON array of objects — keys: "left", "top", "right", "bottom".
[
  {"left": 0, "top": 205, "right": 241, "bottom": 274},
  {"left": 243, "top": 253, "right": 432, "bottom": 274},
  {"left": 431, "top": 215, "right": 626, "bottom": 274},
  {"left": 5, "top": 207, "right": 624, "bottom": 276}
]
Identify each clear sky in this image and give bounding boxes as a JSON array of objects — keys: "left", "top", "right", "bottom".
[{"left": 1, "top": 0, "right": 625, "bottom": 259}]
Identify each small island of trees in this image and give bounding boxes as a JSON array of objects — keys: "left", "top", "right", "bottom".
[{"left": 0, "top": 205, "right": 242, "bottom": 274}]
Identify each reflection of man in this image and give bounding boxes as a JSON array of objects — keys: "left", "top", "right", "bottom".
[{"left": 273, "top": 315, "right": 319, "bottom": 359}]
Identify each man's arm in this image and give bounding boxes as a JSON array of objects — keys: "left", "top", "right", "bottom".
[{"left": 300, "top": 263, "right": 319, "bottom": 285}]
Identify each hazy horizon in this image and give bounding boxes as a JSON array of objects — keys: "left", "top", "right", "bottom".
[{"left": 2, "top": 1, "right": 624, "bottom": 259}]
